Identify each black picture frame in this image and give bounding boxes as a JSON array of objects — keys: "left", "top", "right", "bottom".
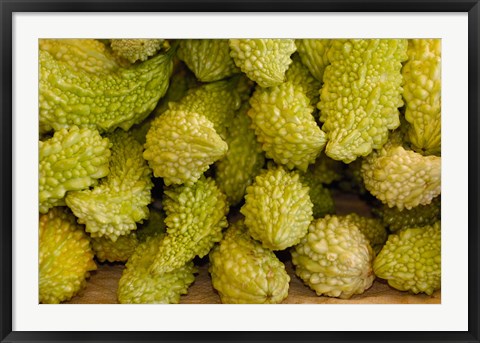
[{"left": 1, "top": 0, "right": 479, "bottom": 342}]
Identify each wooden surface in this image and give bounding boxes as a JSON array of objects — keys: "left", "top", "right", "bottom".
[{"left": 65, "top": 192, "right": 441, "bottom": 305}]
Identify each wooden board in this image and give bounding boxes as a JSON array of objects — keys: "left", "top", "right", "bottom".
[{"left": 65, "top": 192, "right": 441, "bottom": 305}]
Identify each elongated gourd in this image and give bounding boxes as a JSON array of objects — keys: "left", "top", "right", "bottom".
[{"left": 39, "top": 39, "right": 174, "bottom": 133}]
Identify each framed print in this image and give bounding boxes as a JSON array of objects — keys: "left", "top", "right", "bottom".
[{"left": 1, "top": 0, "right": 479, "bottom": 342}]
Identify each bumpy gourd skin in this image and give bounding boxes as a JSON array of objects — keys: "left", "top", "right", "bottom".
[
  {"left": 178, "top": 39, "right": 240, "bottom": 82},
  {"left": 39, "top": 207, "right": 97, "bottom": 304},
  {"left": 234, "top": 74, "right": 256, "bottom": 101},
  {"left": 291, "top": 214, "right": 375, "bottom": 299},
  {"left": 209, "top": 220, "right": 290, "bottom": 304},
  {"left": 229, "top": 39, "right": 296, "bottom": 88},
  {"left": 110, "top": 39, "right": 165, "bottom": 63},
  {"left": 143, "top": 109, "right": 228, "bottom": 186},
  {"left": 66, "top": 130, "right": 153, "bottom": 241},
  {"left": 118, "top": 234, "right": 197, "bottom": 304},
  {"left": 294, "top": 39, "right": 331, "bottom": 82},
  {"left": 90, "top": 233, "right": 139, "bottom": 263},
  {"left": 299, "top": 171, "right": 335, "bottom": 219},
  {"left": 373, "top": 196, "right": 441, "bottom": 233},
  {"left": 240, "top": 166, "right": 313, "bottom": 251},
  {"left": 361, "top": 132, "right": 441, "bottom": 210},
  {"left": 130, "top": 61, "right": 199, "bottom": 145},
  {"left": 39, "top": 39, "right": 174, "bottom": 133},
  {"left": 373, "top": 221, "right": 441, "bottom": 295},
  {"left": 39, "top": 126, "right": 111, "bottom": 214},
  {"left": 215, "top": 103, "right": 266, "bottom": 206},
  {"left": 169, "top": 78, "right": 242, "bottom": 139},
  {"left": 248, "top": 81, "right": 327, "bottom": 171},
  {"left": 149, "top": 177, "right": 229, "bottom": 274},
  {"left": 318, "top": 39, "right": 408, "bottom": 163},
  {"left": 39, "top": 39, "right": 122, "bottom": 74},
  {"left": 402, "top": 39, "right": 441, "bottom": 156},
  {"left": 155, "top": 59, "right": 200, "bottom": 114},
  {"left": 285, "top": 54, "right": 322, "bottom": 111},
  {"left": 340, "top": 213, "right": 388, "bottom": 255}
]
